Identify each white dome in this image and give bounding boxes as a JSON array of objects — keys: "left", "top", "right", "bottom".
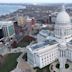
[{"left": 56, "top": 6, "right": 71, "bottom": 24}]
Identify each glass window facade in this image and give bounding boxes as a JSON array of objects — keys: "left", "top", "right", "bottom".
[{"left": 8, "top": 25, "right": 14, "bottom": 36}]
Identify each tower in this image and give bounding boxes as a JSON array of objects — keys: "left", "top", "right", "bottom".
[{"left": 54, "top": 5, "right": 72, "bottom": 72}]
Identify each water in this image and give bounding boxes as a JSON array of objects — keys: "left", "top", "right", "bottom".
[{"left": 0, "top": 4, "right": 26, "bottom": 16}]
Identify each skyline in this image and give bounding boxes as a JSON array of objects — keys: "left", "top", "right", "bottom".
[{"left": 0, "top": 0, "right": 72, "bottom": 4}]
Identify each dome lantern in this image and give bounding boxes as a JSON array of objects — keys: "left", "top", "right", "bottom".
[{"left": 61, "top": 5, "right": 65, "bottom": 11}]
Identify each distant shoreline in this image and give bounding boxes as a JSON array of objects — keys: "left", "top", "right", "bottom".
[
  {"left": 0, "top": 3, "right": 72, "bottom": 20},
  {"left": 0, "top": 4, "right": 26, "bottom": 17}
]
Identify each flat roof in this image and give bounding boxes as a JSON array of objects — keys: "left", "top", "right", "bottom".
[
  {"left": 31, "top": 40, "right": 57, "bottom": 50},
  {"left": 68, "top": 40, "right": 72, "bottom": 44},
  {"left": 40, "top": 30, "right": 49, "bottom": 34},
  {"left": 39, "top": 30, "right": 50, "bottom": 37},
  {"left": 0, "top": 21, "right": 13, "bottom": 26}
]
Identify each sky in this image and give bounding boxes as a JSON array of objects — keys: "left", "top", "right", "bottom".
[{"left": 0, "top": 0, "right": 72, "bottom": 3}]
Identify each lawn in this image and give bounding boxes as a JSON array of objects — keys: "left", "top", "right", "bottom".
[{"left": 0, "top": 53, "right": 21, "bottom": 72}]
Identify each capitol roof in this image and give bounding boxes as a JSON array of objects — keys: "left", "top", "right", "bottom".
[
  {"left": 31, "top": 40, "right": 57, "bottom": 50},
  {"left": 56, "top": 5, "right": 71, "bottom": 24}
]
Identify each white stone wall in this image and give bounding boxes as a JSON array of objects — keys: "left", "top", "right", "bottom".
[
  {"left": 66, "top": 48, "right": 72, "bottom": 61},
  {"left": 38, "top": 47, "right": 58, "bottom": 68},
  {"left": 27, "top": 50, "right": 34, "bottom": 66},
  {"left": 27, "top": 44, "right": 58, "bottom": 68}
]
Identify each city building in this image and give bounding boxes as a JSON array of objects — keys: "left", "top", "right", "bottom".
[
  {"left": 0, "top": 21, "right": 15, "bottom": 53},
  {"left": 14, "top": 16, "right": 33, "bottom": 42},
  {"left": 37, "top": 30, "right": 53, "bottom": 42},
  {"left": 27, "top": 5, "right": 72, "bottom": 72},
  {"left": 0, "top": 21, "right": 15, "bottom": 40},
  {"left": 17, "top": 16, "right": 26, "bottom": 26}
]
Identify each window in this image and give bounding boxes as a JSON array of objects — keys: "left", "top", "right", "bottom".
[
  {"left": 2, "top": 26, "right": 8, "bottom": 37},
  {"left": 42, "top": 58, "right": 43, "bottom": 61}
]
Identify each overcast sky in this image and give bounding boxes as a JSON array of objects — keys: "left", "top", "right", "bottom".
[{"left": 0, "top": 0, "right": 72, "bottom": 3}]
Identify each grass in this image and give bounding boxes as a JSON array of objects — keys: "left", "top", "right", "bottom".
[
  {"left": 36, "top": 64, "right": 50, "bottom": 72},
  {"left": 0, "top": 53, "right": 21, "bottom": 72}
]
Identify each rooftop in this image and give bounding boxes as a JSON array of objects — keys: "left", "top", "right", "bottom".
[
  {"left": 31, "top": 40, "right": 57, "bottom": 50},
  {"left": 39, "top": 30, "right": 51, "bottom": 37},
  {"left": 0, "top": 21, "right": 13, "bottom": 27},
  {"left": 68, "top": 40, "right": 72, "bottom": 45}
]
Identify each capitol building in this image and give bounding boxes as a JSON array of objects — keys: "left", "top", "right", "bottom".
[{"left": 27, "top": 5, "right": 72, "bottom": 72}]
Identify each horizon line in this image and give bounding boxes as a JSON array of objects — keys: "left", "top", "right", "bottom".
[{"left": 0, "top": 2, "right": 72, "bottom": 4}]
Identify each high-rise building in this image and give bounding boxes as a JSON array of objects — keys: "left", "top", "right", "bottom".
[
  {"left": 17, "top": 16, "right": 26, "bottom": 26},
  {"left": 0, "top": 21, "right": 15, "bottom": 39}
]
